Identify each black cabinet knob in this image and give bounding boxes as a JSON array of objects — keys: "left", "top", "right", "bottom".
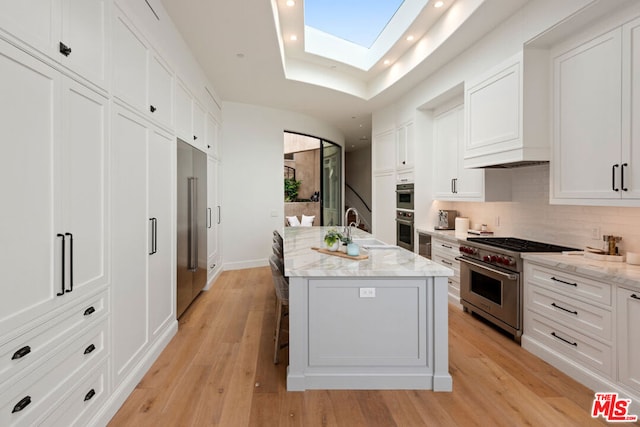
[
  {"left": 150, "top": 105, "right": 156, "bottom": 113},
  {"left": 11, "top": 345, "right": 31, "bottom": 360},
  {"left": 84, "top": 306, "right": 96, "bottom": 316},
  {"left": 12, "top": 396, "right": 31, "bottom": 413},
  {"left": 59, "top": 42, "right": 72, "bottom": 56},
  {"left": 84, "top": 389, "right": 96, "bottom": 402}
]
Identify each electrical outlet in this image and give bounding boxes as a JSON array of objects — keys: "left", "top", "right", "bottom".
[
  {"left": 591, "top": 227, "right": 601, "bottom": 240},
  {"left": 495, "top": 216, "right": 500, "bottom": 227},
  {"left": 359, "top": 288, "right": 376, "bottom": 298}
]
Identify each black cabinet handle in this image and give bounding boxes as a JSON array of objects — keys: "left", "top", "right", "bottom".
[
  {"left": 551, "top": 331, "right": 577, "bottom": 347},
  {"left": 59, "top": 42, "right": 72, "bottom": 56},
  {"left": 150, "top": 105, "right": 156, "bottom": 113},
  {"left": 65, "top": 233, "right": 73, "bottom": 293},
  {"left": 149, "top": 218, "right": 157, "bottom": 255},
  {"left": 621, "top": 163, "right": 628, "bottom": 191},
  {"left": 208, "top": 208, "right": 212, "bottom": 229},
  {"left": 57, "top": 234, "right": 65, "bottom": 296},
  {"left": 440, "top": 259, "right": 452, "bottom": 266},
  {"left": 631, "top": 294, "right": 640, "bottom": 300},
  {"left": 441, "top": 244, "right": 453, "bottom": 249},
  {"left": 551, "top": 302, "right": 578, "bottom": 315},
  {"left": 12, "top": 396, "right": 31, "bottom": 413},
  {"left": 193, "top": 135, "right": 198, "bottom": 141},
  {"left": 84, "top": 306, "right": 96, "bottom": 316},
  {"left": 451, "top": 178, "right": 454, "bottom": 194},
  {"left": 84, "top": 344, "right": 96, "bottom": 355},
  {"left": 550, "top": 276, "right": 577, "bottom": 287},
  {"left": 84, "top": 389, "right": 96, "bottom": 402},
  {"left": 612, "top": 164, "right": 619, "bottom": 191},
  {"left": 11, "top": 345, "right": 31, "bottom": 360}
]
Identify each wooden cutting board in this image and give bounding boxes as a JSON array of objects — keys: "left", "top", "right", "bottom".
[{"left": 311, "top": 247, "right": 369, "bottom": 260}]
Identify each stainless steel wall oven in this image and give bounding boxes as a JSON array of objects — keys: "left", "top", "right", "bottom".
[
  {"left": 396, "top": 210, "right": 414, "bottom": 251},
  {"left": 395, "top": 183, "right": 414, "bottom": 210}
]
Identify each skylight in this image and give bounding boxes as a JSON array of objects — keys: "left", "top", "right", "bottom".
[{"left": 304, "top": 0, "right": 405, "bottom": 48}]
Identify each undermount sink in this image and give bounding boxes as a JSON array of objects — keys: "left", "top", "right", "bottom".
[{"left": 351, "top": 238, "right": 398, "bottom": 249}]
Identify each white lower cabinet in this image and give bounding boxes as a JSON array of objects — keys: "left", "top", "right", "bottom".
[
  {"left": 111, "top": 105, "right": 175, "bottom": 387},
  {"left": 523, "top": 260, "right": 640, "bottom": 408},
  {"left": 617, "top": 287, "right": 640, "bottom": 394},
  {"left": 431, "top": 237, "right": 461, "bottom": 305}
]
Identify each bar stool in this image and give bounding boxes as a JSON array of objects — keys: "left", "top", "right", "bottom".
[{"left": 269, "top": 255, "right": 289, "bottom": 364}]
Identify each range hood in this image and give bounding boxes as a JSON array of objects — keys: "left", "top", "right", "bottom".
[{"left": 463, "top": 50, "right": 550, "bottom": 169}]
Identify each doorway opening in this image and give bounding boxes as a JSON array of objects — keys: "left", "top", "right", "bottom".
[{"left": 283, "top": 132, "right": 342, "bottom": 226}]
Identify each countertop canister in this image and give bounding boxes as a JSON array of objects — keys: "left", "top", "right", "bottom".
[{"left": 455, "top": 217, "right": 469, "bottom": 236}]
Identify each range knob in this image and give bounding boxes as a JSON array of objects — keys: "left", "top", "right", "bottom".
[
  {"left": 490, "top": 255, "right": 498, "bottom": 262},
  {"left": 483, "top": 255, "right": 491, "bottom": 262}
]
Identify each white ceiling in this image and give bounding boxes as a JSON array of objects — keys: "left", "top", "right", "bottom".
[{"left": 160, "top": 0, "right": 529, "bottom": 151}]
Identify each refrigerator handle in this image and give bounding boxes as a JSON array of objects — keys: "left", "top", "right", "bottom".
[
  {"left": 188, "top": 177, "right": 198, "bottom": 271},
  {"left": 208, "top": 207, "right": 212, "bottom": 229},
  {"left": 65, "top": 233, "right": 73, "bottom": 293}
]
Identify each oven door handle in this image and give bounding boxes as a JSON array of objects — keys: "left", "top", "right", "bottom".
[
  {"left": 395, "top": 189, "right": 414, "bottom": 194},
  {"left": 456, "top": 256, "right": 518, "bottom": 281},
  {"left": 396, "top": 218, "right": 414, "bottom": 226}
]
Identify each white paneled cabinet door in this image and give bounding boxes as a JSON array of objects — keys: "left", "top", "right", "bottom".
[
  {"left": 0, "top": 40, "right": 59, "bottom": 328},
  {"left": 60, "top": 78, "right": 108, "bottom": 296},
  {"left": 148, "top": 52, "right": 174, "bottom": 129},
  {"left": 617, "top": 288, "right": 640, "bottom": 394},
  {"left": 112, "top": 10, "right": 148, "bottom": 112},
  {"left": 206, "top": 113, "right": 220, "bottom": 159},
  {"left": 207, "top": 156, "right": 220, "bottom": 280},
  {"left": 111, "top": 106, "right": 149, "bottom": 386},
  {"left": 61, "top": 0, "right": 108, "bottom": 88},
  {"left": 552, "top": 28, "right": 622, "bottom": 200},
  {"left": 433, "top": 106, "right": 460, "bottom": 199},
  {"left": 622, "top": 17, "right": 640, "bottom": 200},
  {"left": 148, "top": 130, "right": 174, "bottom": 339},
  {"left": 175, "top": 79, "right": 192, "bottom": 142},
  {"left": 373, "top": 130, "right": 396, "bottom": 173},
  {"left": 372, "top": 172, "right": 396, "bottom": 244},
  {"left": 396, "top": 121, "right": 414, "bottom": 170},
  {"left": 192, "top": 101, "right": 206, "bottom": 150},
  {"left": 0, "top": 0, "right": 56, "bottom": 57}
]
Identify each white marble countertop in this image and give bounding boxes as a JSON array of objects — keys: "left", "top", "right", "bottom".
[
  {"left": 284, "top": 226, "right": 453, "bottom": 278},
  {"left": 522, "top": 253, "right": 640, "bottom": 291}
]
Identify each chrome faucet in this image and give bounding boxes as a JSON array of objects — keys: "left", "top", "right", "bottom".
[{"left": 344, "top": 207, "right": 360, "bottom": 241}]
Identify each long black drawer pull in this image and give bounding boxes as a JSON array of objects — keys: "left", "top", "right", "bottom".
[
  {"left": 441, "top": 244, "right": 452, "bottom": 249},
  {"left": 612, "top": 164, "right": 619, "bottom": 191},
  {"left": 621, "top": 163, "right": 628, "bottom": 191},
  {"left": 440, "top": 259, "right": 452, "bottom": 266},
  {"left": 631, "top": 294, "right": 640, "bottom": 300},
  {"left": 65, "top": 232, "right": 73, "bottom": 293},
  {"left": 84, "top": 389, "right": 96, "bottom": 402},
  {"left": 12, "top": 396, "right": 31, "bottom": 413},
  {"left": 57, "top": 234, "right": 66, "bottom": 296},
  {"left": 551, "top": 332, "right": 578, "bottom": 347},
  {"left": 551, "top": 302, "right": 578, "bottom": 315},
  {"left": 550, "top": 277, "right": 577, "bottom": 287},
  {"left": 11, "top": 346, "right": 31, "bottom": 360},
  {"left": 84, "top": 306, "right": 96, "bottom": 316},
  {"left": 84, "top": 344, "right": 96, "bottom": 355}
]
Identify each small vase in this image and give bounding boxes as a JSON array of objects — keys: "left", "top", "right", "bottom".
[{"left": 326, "top": 241, "right": 339, "bottom": 252}]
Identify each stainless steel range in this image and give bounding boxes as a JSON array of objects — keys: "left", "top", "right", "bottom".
[{"left": 457, "top": 237, "right": 577, "bottom": 343}]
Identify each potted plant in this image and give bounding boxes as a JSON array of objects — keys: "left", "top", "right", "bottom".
[
  {"left": 284, "top": 178, "right": 302, "bottom": 202},
  {"left": 323, "top": 228, "right": 343, "bottom": 252}
]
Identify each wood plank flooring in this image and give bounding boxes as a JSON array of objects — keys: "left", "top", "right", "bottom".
[{"left": 109, "top": 267, "right": 615, "bottom": 426}]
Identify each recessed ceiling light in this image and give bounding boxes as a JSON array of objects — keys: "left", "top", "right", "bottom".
[
  {"left": 236, "top": 53, "right": 245, "bottom": 59},
  {"left": 290, "top": 35, "right": 298, "bottom": 41},
  {"left": 434, "top": 1, "right": 444, "bottom": 8},
  {"left": 286, "top": 0, "right": 295, "bottom": 6},
  {"left": 406, "top": 35, "right": 414, "bottom": 41},
  {"left": 383, "top": 59, "right": 391, "bottom": 65}
]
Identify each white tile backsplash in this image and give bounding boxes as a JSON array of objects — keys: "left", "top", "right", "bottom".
[{"left": 432, "top": 164, "right": 640, "bottom": 253}]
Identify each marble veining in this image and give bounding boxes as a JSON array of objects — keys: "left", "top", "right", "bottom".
[
  {"left": 522, "top": 253, "right": 640, "bottom": 291},
  {"left": 284, "top": 227, "right": 453, "bottom": 278}
]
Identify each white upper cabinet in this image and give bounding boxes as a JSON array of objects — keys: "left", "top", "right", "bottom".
[
  {"left": 396, "top": 121, "right": 414, "bottom": 170},
  {"left": 175, "top": 77, "right": 207, "bottom": 150},
  {"left": 464, "top": 50, "right": 549, "bottom": 168},
  {"left": 148, "top": 52, "right": 174, "bottom": 128},
  {"left": 0, "top": 0, "right": 108, "bottom": 88},
  {"left": 113, "top": 8, "right": 174, "bottom": 129},
  {"left": 373, "top": 129, "right": 396, "bottom": 173},
  {"left": 433, "top": 104, "right": 511, "bottom": 202},
  {"left": 192, "top": 100, "right": 206, "bottom": 149},
  {"left": 112, "top": 10, "right": 148, "bottom": 111},
  {"left": 551, "top": 16, "right": 640, "bottom": 205},
  {"left": 206, "top": 113, "right": 221, "bottom": 159}
]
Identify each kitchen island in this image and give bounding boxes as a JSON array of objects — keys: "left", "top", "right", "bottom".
[{"left": 283, "top": 226, "right": 453, "bottom": 391}]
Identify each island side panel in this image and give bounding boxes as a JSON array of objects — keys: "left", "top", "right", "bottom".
[
  {"left": 287, "top": 276, "right": 309, "bottom": 391},
  {"left": 433, "top": 275, "right": 453, "bottom": 391}
]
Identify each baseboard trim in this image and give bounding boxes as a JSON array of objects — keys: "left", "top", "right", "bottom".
[{"left": 223, "top": 258, "right": 267, "bottom": 271}]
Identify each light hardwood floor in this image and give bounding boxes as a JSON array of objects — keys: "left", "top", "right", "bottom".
[{"left": 109, "top": 267, "right": 614, "bottom": 426}]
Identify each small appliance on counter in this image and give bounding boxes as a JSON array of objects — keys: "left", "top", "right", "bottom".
[{"left": 435, "top": 210, "right": 457, "bottom": 230}]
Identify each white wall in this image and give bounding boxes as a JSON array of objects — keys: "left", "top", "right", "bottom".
[
  {"left": 345, "top": 146, "right": 372, "bottom": 229},
  {"left": 221, "top": 102, "right": 344, "bottom": 269}
]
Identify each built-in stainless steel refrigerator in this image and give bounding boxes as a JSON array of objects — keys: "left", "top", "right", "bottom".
[{"left": 176, "top": 139, "right": 207, "bottom": 317}]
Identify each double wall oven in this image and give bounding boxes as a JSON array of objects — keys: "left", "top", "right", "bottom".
[
  {"left": 457, "top": 237, "right": 576, "bottom": 343},
  {"left": 395, "top": 183, "right": 414, "bottom": 251}
]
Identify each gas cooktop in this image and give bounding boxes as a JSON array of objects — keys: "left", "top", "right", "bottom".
[{"left": 466, "top": 237, "right": 577, "bottom": 253}]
